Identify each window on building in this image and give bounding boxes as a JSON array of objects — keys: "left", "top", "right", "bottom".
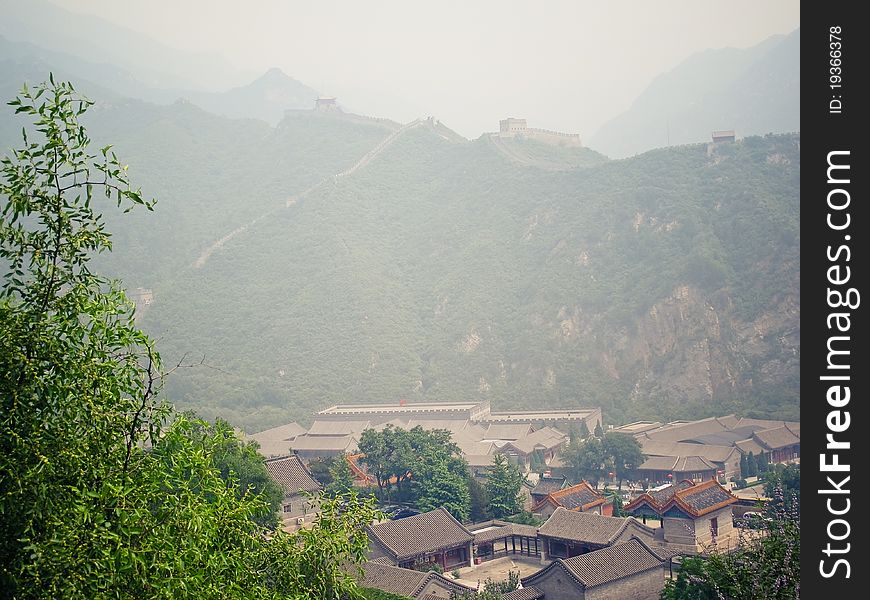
[
  {"left": 283, "top": 503, "right": 292, "bottom": 513},
  {"left": 710, "top": 517, "right": 719, "bottom": 537}
]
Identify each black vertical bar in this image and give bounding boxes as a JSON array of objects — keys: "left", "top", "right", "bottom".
[{"left": 802, "top": 3, "right": 865, "bottom": 596}]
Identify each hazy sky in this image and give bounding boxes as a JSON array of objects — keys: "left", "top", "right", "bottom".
[{"left": 52, "top": 0, "right": 799, "bottom": 138}]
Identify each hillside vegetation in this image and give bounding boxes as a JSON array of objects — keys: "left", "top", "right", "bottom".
[{"left": 91, "top": 106, "right": 799, "bottom": 431}]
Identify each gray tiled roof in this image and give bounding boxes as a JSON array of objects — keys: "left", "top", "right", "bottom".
[
  {"left": 406, "top": 419, "right": 470, "bottom": 432},
  {"left": 250, "top": 422, "right": 306, "bottom": 458},
  {"left": 465, "top": 454, "right": 498, "bottom": 468},
  {"left": 485, "top": 423, "right": 535, "bottom": 441},
  {"left": 753, "top": 426, "right": 800, "bottom": 450},
  {"left": 555, "top": 538, "right": 664, "bottom": 587},
  {"left": 251, "top": 422, "right": 306, "bottom": 443},
  {"left": 530, "top": 476, "right": 567, "bottom": 497},
  {"left": 735, "top": 438, "right": 767, "bottom": 455},
  {"left": 638, "top": 455, "right": 718, "bottom": 472},
  {"left": 469, "top": 520, "right": 539, "bottom": 544},
  {"left": 639, "top": 439, "right": 737, "bottom": 463},
  {"left": 306, "top": 420, "right": 370, "bottom": 436},
  {"left": 537, "top": 507, "right": 650, "bottom": 545},
  {"left": 290, "top": 434, "right": 358, "bottom": 452},
  {"left": 643, "top": 417, "right": 732, "bottom": 442},
  {"left": 355, "top": 561, "right": 428, "bottom": 597},
  {"left": 648, "top": 481, "right": 694, "bottom": 506},
  {"left": 506, "top": 427, "right": 566, "bottom": 455},
  {"left": 668, "top": 480, "right": 736, "bottom": 517},
  {"left": 367, "top": 507, "right": 473, "bottom": 560},
  {"left": 502, "top": 586, "right": 545, "bottom": 600},
  {"left": 625, "top": 480, "right": 696, "bottom": 515},
  {"left": 254, "top": 439, "right": 294, "bottom": 459},
  {"left": 350, "top": 561, "right": 476, "bottom": 598},
  {"left": 542, "top": 482, "right": 604, "bottom": 511},
  {"left": 264, "top": 455, "right": 322, "bottom": 496},
  {"left": 456, "top": 440, "right": 496, "bottom": 457}
]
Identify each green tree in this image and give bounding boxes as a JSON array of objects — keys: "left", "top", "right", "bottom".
[
  {"left": 485, "top": 453, "right": 524, "bottom": 519},
  {"left": 564, "top": 436, "right": 608, "bottom": 485},
  {"left": 764, "top": 463, "right": 799, "bottom": 517},
  {"left": 359, "top": 425, "right": 465, "bottom": 509},
  {"left": 0, "top": 77, "right": 381, "bottom": 599},
  {"left": 0, "top": 76, "right": 162, "bottom": 595},
  {"left": 602, "top": 432, "right": 644, "bottom": 489},
  {"left": 327, "top": 454, "right": 355, "bottom": 496},
  {"left": 467, "top": 475, "right": 491, "bottom": 522},
  {"left": 412, "top": 450, "right": 471, "bottom": 522},
  {"left": 739, "top": 453, "right": 749, "bottom": 478},
  {"left": 502, "top": 511, "right": 543, "bottom": 526},
  {"left": 606, "top": 491, "right": 626, "bottom": 517},
  {"left": 168, "top": 416, "right": 284, "bottom": 527},
  {"left": 745, "top": 452, "right": 758, "bottom": 477},
  {"left": 756, "top": 451, "right": 769, "bottom": 474},
  {"left": 593, "top": 421, "right": 604, "bottom": 438},
  {"left": 308, "top": 456, "right": 336, "bottom": 488},
  {"left": 578, "top": 420, "right": 591, "bottom": 440}
]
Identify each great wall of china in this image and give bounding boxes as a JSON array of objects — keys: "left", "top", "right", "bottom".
[
  {"left": 191, "top": 103, "right": 586, "bottom": 270},
  {"left": 192, "top": 114, "right": 432, "bottom": 269}
]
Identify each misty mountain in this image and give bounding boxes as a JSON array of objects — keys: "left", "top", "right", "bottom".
[
  {"left": 183, "top": 68, "right": 321, "bottom": 124},
  {"left": 0, "top": 35, "right": 319, "bottom": 131},
  {"left": 589, "top": 28, "right": 799, "bottom": 158},
  {"left": 15, "top": 92, "right": 798, "bottom": 432},
  {"left": 0, "top": 0, "right": 255, "bottom": 91},
  {"left": 0, "top": 36, "right": 140, "bottom": 99}
]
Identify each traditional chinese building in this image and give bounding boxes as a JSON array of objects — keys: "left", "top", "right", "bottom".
[
  {"left": 532, "top": 481, "right": 612, "bottom": 520},
  {"left": 366, "top": 507, "right": 475, "bottom": 570},
  {"left": 521, "top": 538, "right": 666, "bottom": 600},
  {"left": 536, "top": 507, "right": 657, "bottom": 561},
  {"left": 502, "top": 427, "right": 567, "bottom": 472},
  {"left": 625, "top": 479, "right": 739, "bottom": 553},
  {"left": 264, "top": 454, "right": 323, "bottom": 524},
  {"left": 468, "top": 520, "right": 541, "bottom": 562},
  {"left": 529, "top": 475, "right": 569, "bottom": 506},
  {"left": 351, "top": 561, "right": 475, "bottom": 598}
]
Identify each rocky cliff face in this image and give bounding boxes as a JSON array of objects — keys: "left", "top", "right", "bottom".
[{"left": 612, "top": 283, "right": 799, "bottom": 420}]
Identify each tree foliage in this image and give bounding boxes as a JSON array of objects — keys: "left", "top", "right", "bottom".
[
  {"left": 358, "top": 425, "right": 469, "bottom": 520},
  {"left": 744, "top": 452, "right": 758, "bottom": 478},
  {"left": 485, "top": 453, "right": 525, "bottom": 519},
  {"left": 764, "top": 463, "right": 799, "bottom": 518},
  {"left": 467, "top": 475, "right": 490, "bottom": 522},
  {"left": 158, "top": 415, "right": 284, "bottom": 527},
  {"left": 602, "top": 432, "right": 644, "bottom": 489},
  {"left": 563, "top": 432, "right": 644, "bottom": 489},
  {"left": 563, "top": 436, "right": 608, "bottom": 485},
  {"left": 327, "top": 454, "right": 356, "bottom": 496},
  {"left": 0, "top": 77, "right": 380, "bottom": 599}
]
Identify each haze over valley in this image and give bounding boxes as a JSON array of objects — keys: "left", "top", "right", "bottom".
[{"left": 0, "top": 0, "right": 800, "bottom": 432}]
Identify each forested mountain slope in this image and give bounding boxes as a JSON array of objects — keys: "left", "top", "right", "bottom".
[{"left": 109, "top": 116, "right": 799, "bottom": 431}]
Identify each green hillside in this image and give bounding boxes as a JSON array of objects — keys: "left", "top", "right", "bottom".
[
  {"left": 81, "top": 105, "right": 399, "bottom": 287},
  {"left": 106, "top": 114, "right": 798, "bottom": 431}
]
